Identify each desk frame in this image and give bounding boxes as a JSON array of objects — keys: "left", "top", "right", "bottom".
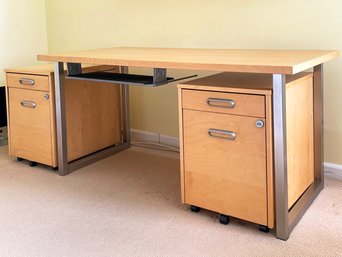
[
  {"left": 53, "top": 61, "right": 324, "bottom": 240},
  {"left": 54, "top": 63, "right": 131, "bottom": 175}
]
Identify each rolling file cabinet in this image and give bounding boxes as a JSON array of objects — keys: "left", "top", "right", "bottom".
[
  {"left": 5, "top": 64, "right": 122, "bottom": 168},
  {"left": 178, "top": 72, "right": 314, "bottom": 230}
]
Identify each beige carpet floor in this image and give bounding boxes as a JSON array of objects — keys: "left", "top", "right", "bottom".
[{"left": 0, "top": 145, "right": 341, "bottom": 257}]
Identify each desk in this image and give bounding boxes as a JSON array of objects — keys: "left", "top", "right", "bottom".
[{"left": 38, "top": 47, "right": 338, "bottom": 240}]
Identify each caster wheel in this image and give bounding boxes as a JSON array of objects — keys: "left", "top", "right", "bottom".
[
  {"left": 16, "top": 157, "right": 23, "bottom": 161},
  {"left": 219, "top": 214, "right": 230, "bottom": 225},
  {"left": 29, "top": 161, "right": 37, "bottom": 167},
  {"left": 52, "top": 167, "right": 58, "bottom": 171},
  {"left": 190, "top": 205, "right": 201, "bottom": 213},
  {"left": 259, "top": 225, "right": 269, "bottom": 233}
]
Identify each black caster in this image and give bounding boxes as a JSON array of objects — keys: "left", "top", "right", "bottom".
[
  {"left": 259, "top": 225, "right": 269, "bottom": 233},
  {"left": 190, "top": 205, "right": 201, "bottom": 213},
  {"left": 52, "top": 167, "right": 58, "bottom": 171},
  {"left": 29, "top": 161, "right": 37, "bottom": 167},
  {"left": 219, "top": 214, "right": 230, "bottom": 225},
  {"left": 16, "top": 157, "right": 23, "bottom": 161}
]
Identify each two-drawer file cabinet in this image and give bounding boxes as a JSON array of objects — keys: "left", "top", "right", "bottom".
[
  {"left": 178, "top": 72, "right": 314, "bottom": 230},
  {"left": 5, "top": 65, "right": 122, "bottom": 168}
]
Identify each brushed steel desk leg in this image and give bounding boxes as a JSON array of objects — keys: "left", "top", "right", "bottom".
[
  {"left": 121, "top": 66, "right": 130, "bottom": 144},
  {"left": 273, "top": 74, "right": 289, "bottom": 240},
  {"left": 54, "top": 62, "right": 69, "bottom": 176}
]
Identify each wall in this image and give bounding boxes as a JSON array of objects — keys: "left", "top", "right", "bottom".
[
  {"left": 45, "top": 0, "right": 342, "bottom": 164},
  {"left": 0, "top": 0, "right": 48, "bottom": 86}
]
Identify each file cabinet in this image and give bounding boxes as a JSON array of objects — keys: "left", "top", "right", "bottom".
[
  {"left": 178, "top": 72, "right": 314, "bottom": 229},
  {"left": 5, "top": 64, "right": 122, "bottom": 168}
]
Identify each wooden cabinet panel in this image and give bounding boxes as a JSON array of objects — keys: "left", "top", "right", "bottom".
[
  {"left": 8, "top": 88, "right": 53, "bottom": 165},
  {"left": 183, "top": 109, "right": 267, "bottom": 225},
  {"left": 7, "top": 73, "right": 49, "bottom": 91},
  {"left": 64, "top": 79, "right": 121, "bottom": 161},
  {"left": 286, "top": 75, "right": 314, "bottom": 208},
  {"left": 182, "top": 89, "right": 265, "bottom": 118}
]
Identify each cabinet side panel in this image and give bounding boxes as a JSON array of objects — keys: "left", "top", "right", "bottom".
[
  {"left": 5, "top": 75, "right": 11, "bottom": 154},
  {"left": 178, "top": 89, "right": 185, "bottom": 203},
  {"left": 266, "top": 95, "right": 274, "bottom": 228},
  {"left": 49, "top": 75, "right": 57, "bottom": 167},
  {"left": 286, "top": 75, "right": 314, "bottom": 208}
]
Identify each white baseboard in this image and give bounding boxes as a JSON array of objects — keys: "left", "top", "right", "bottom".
[
  {"left": 131, "top": 129, "right": 159, "bottom": 144},
  {"left": 160, "top": 134, "right": 179, "bottom": 148},
  {"left": 324, "top": 162, "right": 342, "bottom": 174},
  {"left": 131, "top": 129, "right": 179, "bottom": 149}
]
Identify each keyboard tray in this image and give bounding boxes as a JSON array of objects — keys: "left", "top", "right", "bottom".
[{"left": 67, "top": 71, "right": 174, "bottom": 86}]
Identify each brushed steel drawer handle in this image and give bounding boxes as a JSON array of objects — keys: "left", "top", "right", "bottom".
[
  {"left": 207, "top": 98, "right": 235, "bottom": 108},
  {"left": 20, "top": 100, "right": 36, "bottom": 108},
  {"left": 208, "top": 128, "right": 236, "bottom": 140},
  {"left": 19, "top": 78, "right": 35, "bottom": 86}
]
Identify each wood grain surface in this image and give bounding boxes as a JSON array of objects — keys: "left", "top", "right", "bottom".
[
  {"left": 183, "top": 109, "right": 268, "bottom": 225},
  {"left": 37, "top": 47, "right": 338, "bottom": 74}
]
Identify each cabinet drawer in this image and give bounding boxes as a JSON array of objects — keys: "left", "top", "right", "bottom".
[
  {"left": 182, "top": 89, "right": 265, "bottom": 118},
  {"left": 183, "top": 109, "right": 267, "bottom": 225},
  {"left": 7, "top": 73, "right": 49, "bottom": 91},
  {"left": 8, "top": 88, "right": 53, "bottom": 165}
]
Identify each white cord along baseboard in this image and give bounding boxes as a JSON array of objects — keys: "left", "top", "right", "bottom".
[{"left": 131, "top": 129, "right": 179, "bottom": 149}]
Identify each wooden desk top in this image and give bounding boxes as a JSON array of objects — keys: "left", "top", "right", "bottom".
[{"left": 37, "top": 47, "right": 338, "bottom": 74}]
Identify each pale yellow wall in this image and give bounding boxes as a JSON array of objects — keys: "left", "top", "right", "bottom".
[
  {"left": 0, "top": 0, "right": 48, "bottom": 86},
  {"left": 44, "top": 0, "right": 342, "bottom": 164}
]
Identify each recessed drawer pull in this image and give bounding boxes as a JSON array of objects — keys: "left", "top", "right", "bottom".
[
  {"left": 208, "top": 128, "right": 236, "bottom": 140},
  {"left": 19, "top": 78, "right": 35, "bottom": 86},
  {"left": 207, "top": 98, "right": 235, "bottom": 108},
  {"left": 20, "top": 100, "right": 36, "bottom": 108}
]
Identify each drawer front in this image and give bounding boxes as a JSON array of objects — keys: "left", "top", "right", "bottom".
[
  {"left": 8, "top": 88, "right": 53, "bottom": 165},
  {"left": 7, "top": 73, "right": 49, "bottom": 91},
  {"left": 182, "top": 89, "right": 265, "bottom": 118},
  {"left": 183, "top": 109, "right": 267, "bottom": 225}
]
